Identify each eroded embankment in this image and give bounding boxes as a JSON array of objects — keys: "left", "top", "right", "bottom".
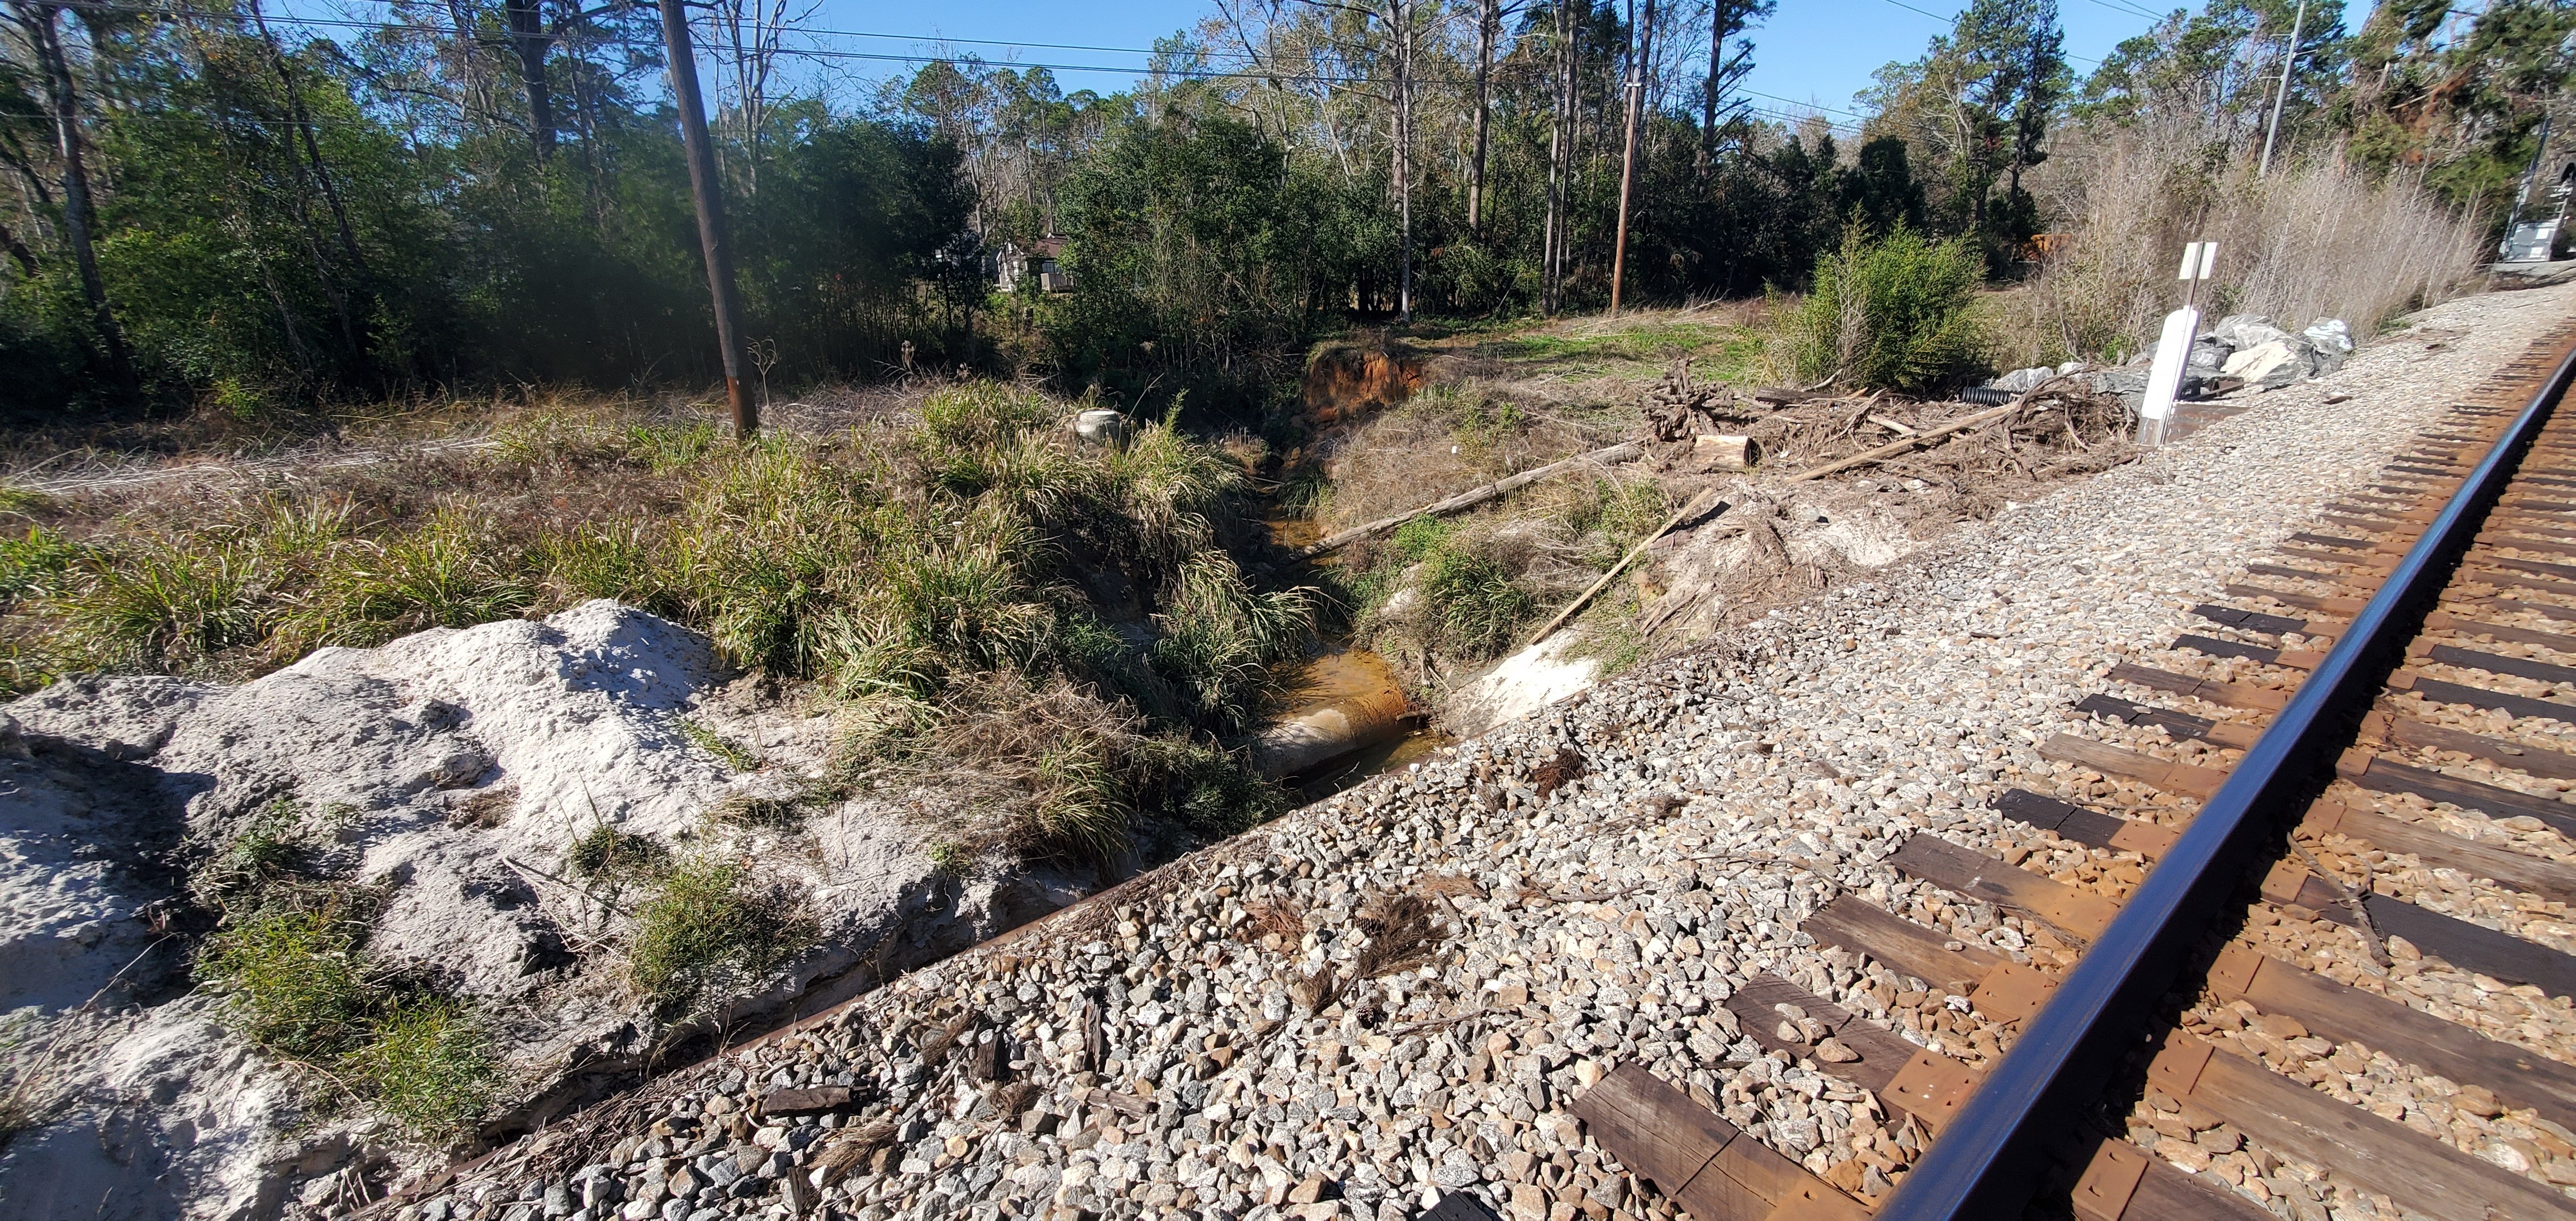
[{"left": 366, "top": 284, "right": 2576, "bottom": 1221}]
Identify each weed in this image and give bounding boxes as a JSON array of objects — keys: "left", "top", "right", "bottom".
[
  {"left": 0, "top": 526, "right": 80, "bottom": 607},
  {"left": 0, "top": 484, "right": 55, "bottom": 515},
  {"left": 344, "top": 997, "right": 497, "bottom": 1139},
  {"left": 680, "top": 717, "right": 763, "bottom": 772},
  {"left": 566, "top": 825, "right": 667, "bottom": 879},
  {"left": 1449, "top": 399, "right": 1526, "bottom": 458},
  {"left": 1418, "top": 548, "right": 1533, "bottom": 660},
  {"left": 1145, "top": 553, "right": 1310, "bottom": 731},
  {"left": 1275, "top": 465, "right": 1330, "bottom": 519},
  {"left": 198, "top": 901, "right": 373, "bottom": 1058},
  {"left": 1028, "top": 738, "right": 1126, "bottom": 862},
  {"left": 193, "top": 798, "right": 312, "bottom": 903},
  {"left": 925, "top": 840, "right": 974, "bottom": 875},
  {"left": 622, "top": 420, "right": 722, "bottom": 473},
  {"left": 711, "top": 794, "right": 804, "bottom": 830},
  {"left": 627, "top": 856, "right": 813, "bottom": 1011},
  {"left": 285, "top": 510, "right": 535, "bottom": 649},
  {"left": 1387, "top": 514, "right": 1453, "bottom": 562},
  {"left": 543, "top": 523, "right": 669, "bottom": 609},
  {"left": 1776, "top": 224, "right": 1989, "bottom": 392},
  {"left": 54, "top": 534, "right": 264, "bottom": 671}
]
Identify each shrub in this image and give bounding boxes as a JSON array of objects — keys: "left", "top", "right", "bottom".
[
  {"left": 627, "top": 857, "right": 813, "bottom": 1012},
  {"left": 344, "top": 997, "right": 498, "bottom": 1139},
  {"left": 1777, "top": 224, "right": 1989, "bottom": 392}
]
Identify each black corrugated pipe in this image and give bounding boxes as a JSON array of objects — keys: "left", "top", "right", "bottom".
[
  {"left": 1957, "top": 385, "right": 2015, "bottom": 406},
  {"left": 1873, "top": 335, "right": 2576, "bottom": 1220}
]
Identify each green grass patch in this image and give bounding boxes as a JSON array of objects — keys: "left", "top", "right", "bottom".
[
  {"left": 342, "top": 997, "right": 499, "bottom": 1139},
  {"left": 1475, "top": 319, "right": 1740, "bottom": 366},
  {"left": 199, "top": 901, "right": 375, "bottom": 1058},
  {"left": 627, "top": 857, "right": 815, "bottom": 1014}
]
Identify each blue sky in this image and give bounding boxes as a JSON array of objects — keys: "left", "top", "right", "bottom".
[{"left": 766, "top": 0, "right": 2198, "bottom": 127}]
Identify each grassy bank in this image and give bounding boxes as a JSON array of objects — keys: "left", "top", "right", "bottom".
[{"left": 1, "top": 382, "right": 1316, "bottom": 862}]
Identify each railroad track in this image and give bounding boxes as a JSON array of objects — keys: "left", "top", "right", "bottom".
[{"left": 1571, "top": 325, "right": 2576, "bottom": 1220}]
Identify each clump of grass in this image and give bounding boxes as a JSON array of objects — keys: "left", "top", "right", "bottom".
[
  {"left": 622, "top": 420, "right": 722, "bottom": 473},
  {"left": 281, "top": 509, "right": 536, "bottom": 649},
  {"left": 192, "top": 797, "right": 312, "bottom": 904},
  {"left": 566, "top": 824, "right": 667, "bottom": 880},
  {"left": 198, "top": 900, "right": 376, "bottom": 1057},
  {"left": 191, "top": 802, "right": 498, "bottom": 1140},
  {"left": 1774, "top": 223, "right": 1989, "bottom": 393},
  {"left": 679, "top": 717, "right": 762, "bottom": 772},
  {"left": 627, "top": 856, "right": 815, "bottom": 1013},
  {"left": 1417, "top": 548, "right": 1534, "bottom": 659},
  {"left": 53, "top": 534, "right": 264, "bottom": 671},
  {"left": 0, "top": 526, "right": 80, "bottom": 607},
  {"left": 925, "top": 840, "right": 974, "bottom": 875},
  {"left": 342, "top": 997, "right": 498, "bottom": 1139}
]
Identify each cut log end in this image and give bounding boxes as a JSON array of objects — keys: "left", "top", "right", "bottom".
[{"left": 1693, "top": 433, "right": 1758, "bottom": 470}]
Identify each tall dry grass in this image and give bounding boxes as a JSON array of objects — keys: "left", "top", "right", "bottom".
[{"left": 1994, "top": 127, "right": 2484, "bottom": 367}]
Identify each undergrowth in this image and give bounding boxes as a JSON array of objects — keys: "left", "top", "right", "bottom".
[
  {"left": 1344, "top": 474, "right": 1665, "bottom": 687},
  {"left": 627, "top": 856, "right": 815, "bottom": 1015},
  {"left": 4, "top": 383, "right": 1314, "bottom": 861},
  {"left": 193, "top": 805, "right": 497, "bottom": 1140}
]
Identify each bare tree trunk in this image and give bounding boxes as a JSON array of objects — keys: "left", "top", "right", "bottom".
[
  {"left": 505, "top": 0, "right": 556, "bottom": 159},
  {"left": 1700, "top": 0, "right": 1721, "bottom": 171},
  {"left": 1468, "top": 0, "right": 1498, "bottom": 235},
  {"left": 1611, "top": 0, "right": 1650, "bottom": 315},
  {"left": 1542, "top": 0, "right": 1573, "bottom": 313},
  {"left": 656, "top": 0, "right": 756, "bottom": 436},
  {"left": 248, "top": 0, "right": 376, "bottom": 377},
  {"left": 15, "top": 0, "right": 134, "bottom": 399},
  {"left": 1394, "top": 0, "right": 1413, "bottom": 322}
]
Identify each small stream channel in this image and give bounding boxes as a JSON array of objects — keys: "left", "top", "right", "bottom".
[{"left": 1251, "top": 460, "right": 1451, "bottom": 799}]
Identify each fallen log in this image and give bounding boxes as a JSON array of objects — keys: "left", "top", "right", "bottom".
[
  {"left": 1296, "top": 441, "right": 1642, "bottom": 557},
  {"left": 1527, "top": 486, "right": 1729, "bottom": 647}
]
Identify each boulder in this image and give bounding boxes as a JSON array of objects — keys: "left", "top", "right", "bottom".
[{"left": 2220, "top": 340, "right": 2303, "bottom": 388}]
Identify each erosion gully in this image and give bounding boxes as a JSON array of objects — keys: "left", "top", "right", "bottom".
[{"left": 1571, "top": 321, "right": 2576, "bottom": 1220}]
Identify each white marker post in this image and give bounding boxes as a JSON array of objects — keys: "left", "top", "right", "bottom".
[{"left": 2139, "top": 240, "right": 2218, "bottom": 447}]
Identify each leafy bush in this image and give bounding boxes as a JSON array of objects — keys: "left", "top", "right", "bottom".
[
  {"left": 627, "top": 857, "right": 815, "bottom": 1012},
  {"left": 1777, "top": 224, "right": 1989, "bottom": 392}
]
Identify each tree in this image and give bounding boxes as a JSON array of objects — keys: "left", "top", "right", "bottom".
[
  {"left": 7, "top": 0, "right": 134, "bottom": 397},
  {"left": 1697, "top": 0, "right": 1773, "bottom": 171}
]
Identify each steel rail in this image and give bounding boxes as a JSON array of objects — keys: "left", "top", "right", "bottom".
[{"left": 1875, "top": 338, "right": 2576, "bottom": 1220}]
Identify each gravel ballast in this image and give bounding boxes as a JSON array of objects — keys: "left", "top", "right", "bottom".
[{"left": 397, "top": 283, "right": 2576, "bottom": 1221}]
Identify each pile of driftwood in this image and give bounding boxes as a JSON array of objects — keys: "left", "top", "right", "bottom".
[{"left": 1715, "top": 375, "right": 2137, "bottom": 484}]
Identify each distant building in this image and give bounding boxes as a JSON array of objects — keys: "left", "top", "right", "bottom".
[{"left": 995, "top": 236, "right": 1076, "bottom": 293}]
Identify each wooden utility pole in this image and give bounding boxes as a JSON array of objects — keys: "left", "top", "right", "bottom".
[
  {"left": 2257, "top": 0, "right": 2306, "bottom": 177},
  {"left": 656, "top": 0, "right": 756, "bottom": 436},
  {"left": 1609, "top": 0, "right": 1650, "bottom": 316}
]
